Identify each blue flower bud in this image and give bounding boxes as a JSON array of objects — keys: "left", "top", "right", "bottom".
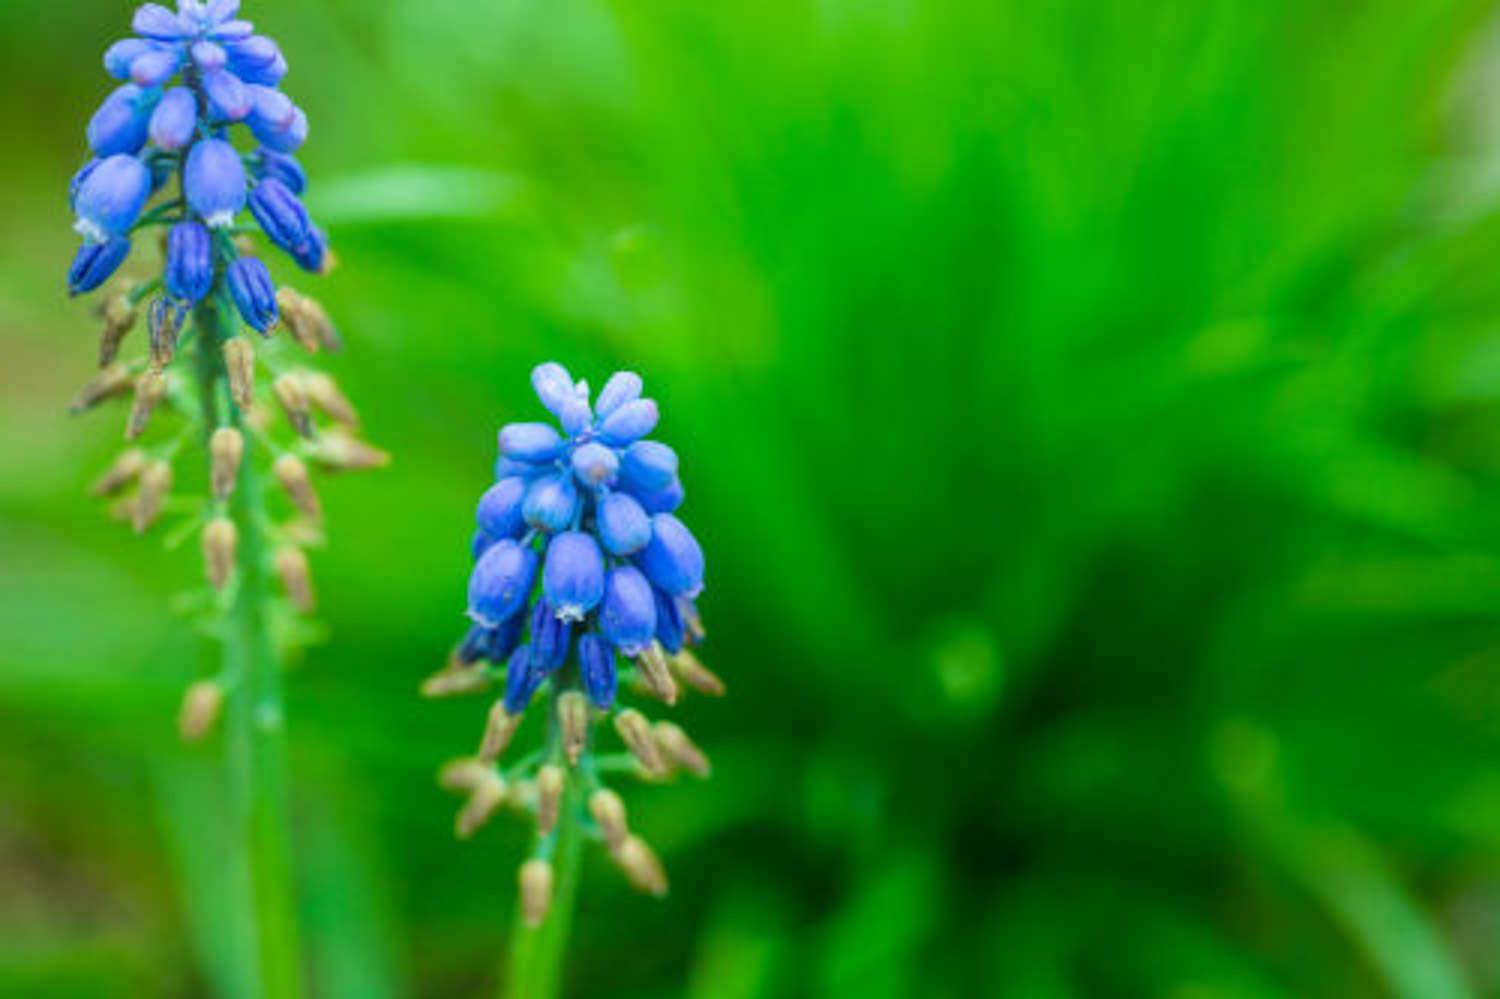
[
  {"left": 130, "top": 46, "right": 182, "bottom": 86},
  {"left": 634, "top": 476, "right": 685, "bottom": 514},
  {"left": 543, "top": 531, "right": 605, "bottom": 621},
  {"left": 249, "top": 178, "right": 313, "bottom": 257},
  {"left": 73, "top": 154, "right": 151, "bottom": 243},
  {"left": 654, "top": 587, "right": 686, "bottom": 654},
  {"left": 104, "top": 39, "right": 157, "bottom": 80},
  {"left": 148, "top": 86, "right": 197, "bottom": 151},
  {"left": 468, "top": 538, "right": 539, "bottom": 626},
  {"left": 476, "top": 476, "right": 527, "bottom": 540},
  {"left": 252, "top": 106, "right": 306, "bottom": 153},
  {"left": 226, "top": 256, "right": 278, "bottom": 332},
  {"left": 246, "top": 83, "right": 294, "bottom": 131},
  {"left": 185, "top": 138, "right": 247, "bottom": 227},
  {"left": 133, "top": 4, "right": 188, "bottom": 40},
  {"left": 595, "top": 371, "right": 642, "bottom": 419},
  {"left": 457, "top": 612, "right": 525, "bottom": 665},
  {"left": 471, "top": 528, "right": 497, "bottom": 562},
  {"left": 559, "top": 395, "right": 592, "bottom": 437},
  {"left": 227, "top": 36, "right": 287, "bottom": 87},
  {"left": 637, "top": 513, "right": 704, "bottom": 598},
  {"left": 204, "top": 69, "right": 251, "bottom": 120},
  {"left": 495, "top": 456, "right": 548, "bottom": 481},
  {"left": 522, "top": 472, "right": 579, "bottom": 534},
  {"left": 499, "top": 422, "right": 564, "bottom": 461},
  {"left": 619, "top": 440, "right": 678, "bottom": 494},
  {"left": 87, "top": 84, "right": 154, "bottom": 157},
  {"left": 578, "top": 633, "right": 617, "bottom": 709},
  {"left": 570, "top": 442, "right": 618, "bottom": 487},
  {"left": 68, "top": 159, "right": 100, "bottom": 211},
  {"left": 597, "top": 491, "right": 651, "bottom": 555},
  {"left": 191, "top": 40, "right": 228, "bottom": 73},
  {"left": 67, "top": 236, "right": 131, "bottom": 296},
  {"left": 502, "top": 644, "right": 543, "bottom": 713},
  {"left": 598, "top": 398, "right": 659, "bottom": 446},
  {"left": 203, "top": 0, "right": 243, "bottom": 24},
  {"left": 165, "top": 221, "right": 213, "bottom": 303},
  {"left": 291, "top": 224, "right": 328, "bottom": 273},
  {"left": 254, "top": 148, "right": 306, "bottom": 195},
  {"left": 531, "top": 362, "right": 576, "bottom": 416},
  {"left": 599, "top": 566, "right": 657, "bottom": 655},
  {"left": 529, "top": 598, "right": 572, "bottom": 673},
  {"left": 212, "top": 19, "right": 255, "bottom": 42}
]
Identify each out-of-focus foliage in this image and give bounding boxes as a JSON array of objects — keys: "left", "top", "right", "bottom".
[{"left": 3, "top": 0, "right": 1500, "bottom": 995}]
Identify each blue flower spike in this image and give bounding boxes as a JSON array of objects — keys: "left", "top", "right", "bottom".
[
  {"left": 65, "top": 0, "right": 388, "bottom": 732},
  {"left": 428, "top": 365, "right": 723, "bottom": 907},
  {"left": 66, "top": 0, "right": 339, "bottom": 329}
]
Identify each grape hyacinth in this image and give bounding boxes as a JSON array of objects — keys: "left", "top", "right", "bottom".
[
  {"left": 66, "top": 0, "right": 388, "bottom": 730},
  {"left": 426, "top": 363, "right": 724, "bottom": 928},
  {"left": 65, "top": 7, "right": 385, "bottom": 993}
]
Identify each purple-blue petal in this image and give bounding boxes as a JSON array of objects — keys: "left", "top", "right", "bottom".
[
  {"left": 468, "top": 539, "right": 539, "bottom": 626},
  {"left": 594, "top": 371, "right": 643, "bottom": 419},
  {"left": 542, "top": 531, "right": 605, "bottom": 621},
  {"left": 521, "top": 472, "right": 580, "bottom": 534},
  {"left": 597, "top": 491, "right": 652, "bottom": 556},
  {"left": 476, "top": 476, "right": 527, "bottom": 540},
  {"left": 598, "top": 398, "right": 659, "bottom": 446},
  {"left": 599, "top": 565, "right": 657, "bottom": 656},
  {"left": 147, "top": 86, "right": 197, "bottom": 151},
  {"left": 636, "top": 513, "right": 704, "bottom": 598}
]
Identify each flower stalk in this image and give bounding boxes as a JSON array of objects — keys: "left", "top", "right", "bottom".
[{"left": 196, "top": 293, "right": 303, "bottom": 998}]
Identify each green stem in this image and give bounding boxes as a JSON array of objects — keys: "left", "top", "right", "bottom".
[
  {"left": 503, "top": 694, "right": 585, "bottom": 999},
  {"left": 195, "top": 296, "right": 305, "bottom": 999}
]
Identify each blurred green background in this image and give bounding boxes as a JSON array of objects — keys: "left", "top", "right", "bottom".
[{"left": 4, "top": 0, "right": 1500, "bottom": 995}]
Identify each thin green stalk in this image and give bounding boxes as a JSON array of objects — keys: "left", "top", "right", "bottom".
[
  {"left": 195, "top": 296, "right": 305, "bottom": 999},
  {"left": 503, "top": 694, "right": 585, "bottom": 999}
]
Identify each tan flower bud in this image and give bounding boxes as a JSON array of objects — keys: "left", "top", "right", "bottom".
[
  {"left": 148, "top": 299, "right": 183, "bottom": 370},
  {"left": 126, "top": 369, "right": 168, "bottom": 440},
  {"left": 438, "top": 757, "right": 493, "bottom": 793},
  {"left": 669, "top": 648, "right": 726, "bottom": 697},
  {"left": 209, "top": 427, "right": 244, "bottom": 501},
  {"left": 683, "top": 605, "right": 707, "bottom": 643},
  {"left": 177, "top": 679, "right": 224, "bottom": 742},
  {"left": 518, "top": 858, "right": 554, "bottom": 928},
  {"left": 133, "top": 459, "right": 172, "bottom": 534},
  {"left": 97, "top": 295, "right": 136, "bottom": 367},
  {"left": 272, "top": 546, "right": 315, "bottom": 613},
  {"left": 308, "top": 430, "right": 391, "bottom": 472},
  {"left": 535, "top": 764, "right": 565, "bottom": 837},
  {"left": 614, "top": 709, "right": 665, "bottom": 776},
  {"left": 479, "top": 700, "right": 523, "bottom": 763},
  {"left": 69, "top": 363, "right": 134, "bottom": 413},
  {"left": 587, "top": 789, "right": 629, "bottom": 850},
  {"left": 222, "top": 337, "right": 256, "bottom": 410},
  {"left": 634, "top": 643, "right": 678, "bottom": 705},
  {"left": 558, "top": 691, "right": 590, "bottom": 765},
  {"left": 272, "top": 374, "right": 313, "bottom": 437},
  {"left": 90, "top": 447, "right": 147, "bottom": 496},
  {"left": 272, "top": 454, "right": 322, "bottom": 524},
  {"left": 653, "top": 721, "right": 712, "bottom": 778},
  {"left": 276, "top": 287, "right": 322, "bottom": 354},
  {"left": 455, "top": 771, "right": 508, "bottom": 839},
  {"left": 420, "top": 664, "right": 489, "bottom": 698},
  {"left": 299, "top": 371, "right": 359, "bottom": 428},
  {"left": 201, "top": 517, "right": 238, "bottom": 589},
  {"left": 610, "top": 835, "right": 668, "bottom": 897}
]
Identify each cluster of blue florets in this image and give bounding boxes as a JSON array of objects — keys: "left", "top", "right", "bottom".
[
  {"left": 462, "top": 363, "right": 706, "bottom": 713},
  {"left": 67, "top": 1, "right": 324, "bottom": 332}
]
